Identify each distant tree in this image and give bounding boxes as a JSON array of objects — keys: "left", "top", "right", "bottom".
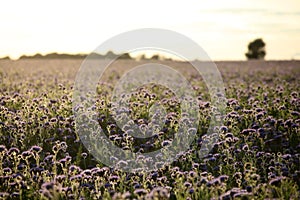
[
  {"left": 105, "top": 51, "right": 117, "bottom": 59},
  {"left": 150, "top": 54, "right": 159, "bottom": 60},
  {"left": 0, "top": 56, "right": 10, "bottom": 60},
  {"left": 245, "top": 38, "right": 266, "bottom": 60},
  {"left": 140, "top": 54, "right": 146, "bottom": 60},
  {"left": 119, "top": 53, "right": 131, "bottom": 59}
]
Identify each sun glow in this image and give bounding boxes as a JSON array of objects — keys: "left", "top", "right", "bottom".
[{"left": 0, "top": 0, "right": 300, "bottom": 60}]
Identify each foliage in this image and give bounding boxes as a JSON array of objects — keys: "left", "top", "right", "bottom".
[{"left": 245, "top": 38, "right": 266, "bottom": 60}]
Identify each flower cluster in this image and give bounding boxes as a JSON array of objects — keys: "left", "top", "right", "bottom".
[{"left": 0, "top": 59, "right": 299, "bottom": 199}]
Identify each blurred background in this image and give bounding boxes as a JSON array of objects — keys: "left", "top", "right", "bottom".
[{"left": 0, "top": 0, "right": 299, "bottom": 60}]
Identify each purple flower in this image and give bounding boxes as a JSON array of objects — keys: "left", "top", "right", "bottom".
[
  {"left": 219, "top": 175, "right": 229, "bottom": 182},
  {"left": 30, "top": 145, "right": 42, "bottom": 153},
  {"left": 189, "top": 171, "right": 196, "bottom": 178},
  {"left": 189, "top": 188, "right": 195, "bottom": 194},
  {"left": 7, "top": 147, "right": 20, "bottom": 156},
  {"left": 269, "top": 176, "right": 285, "bottom": 186},
  {"left": 109, "top": 175, "right": 120, "bottom": 182},
  {"left": 42, "top": 181, "right": 55, "bottom": 190},
  {"left": 241, "top": 129, "right": 256, "bottom": 135},
  {"left": 21, "top": 151, "right": 33, "bottom": 159},
  {"left": 81, "top": 152, "right": 87, "bottom": 159},
  {"left": 3, "top": 168, "right": 12, "bottom": 174},
  {"left": 184, "top": 181, "right": 192, "bottom": 188},
  {"left": 0, "top": 192, "right": 9, "bottom": 198},
  {"left": 0, "top": 145, "right": 7, "bottom": 153},
  {"left": 55, "top": 175, "right": 66, "bottom": 183},
  {"left": 134, "top": 189, "right": 147, "bottom": 196},
  {"left": 82, "top": 169, "right": 91, "bottom": 176}
]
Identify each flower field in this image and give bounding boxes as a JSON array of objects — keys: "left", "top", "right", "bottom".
[{"left": 0, "top": 59, "right": 299, "bottom": 199}]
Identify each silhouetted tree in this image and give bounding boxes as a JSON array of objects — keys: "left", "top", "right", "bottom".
[
  {"left": 105, "top": 51, "right": 117, "bottom": 59},
  {"left": 245, "top": 38, "right": 266, "bottom": 60},
  {"left": 119, "top": 53, "right": 132, "bottom": 59},
  {"left": 150, "top": 54, "right": 159, "bottom": 60}
]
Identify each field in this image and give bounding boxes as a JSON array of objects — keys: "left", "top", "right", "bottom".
[{"left": 0, "top": 59, "right": 299, "bottom": 199}]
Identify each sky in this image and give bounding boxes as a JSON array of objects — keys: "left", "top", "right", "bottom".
[{"left": 0, "top": 0, "right": 300, "bottom": 60}]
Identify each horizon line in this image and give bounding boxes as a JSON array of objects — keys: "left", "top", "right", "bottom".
[{"left": 0, "top": 51, "right": 298, "bottom": 62}]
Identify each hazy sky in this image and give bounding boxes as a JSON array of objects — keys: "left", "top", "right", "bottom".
[{"left": 1, "top": 0, "right": 300, "bottom": 60}]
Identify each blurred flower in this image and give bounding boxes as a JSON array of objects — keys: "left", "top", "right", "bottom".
[
  {"left": 7, "top": 147, "right": 20, "bottom": 156},
  {"left": 30, "top": 145, "right": 42, "bottom": 153},
  {"left": 134, "top": 188, "right": 147, "bottom": 196}
]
